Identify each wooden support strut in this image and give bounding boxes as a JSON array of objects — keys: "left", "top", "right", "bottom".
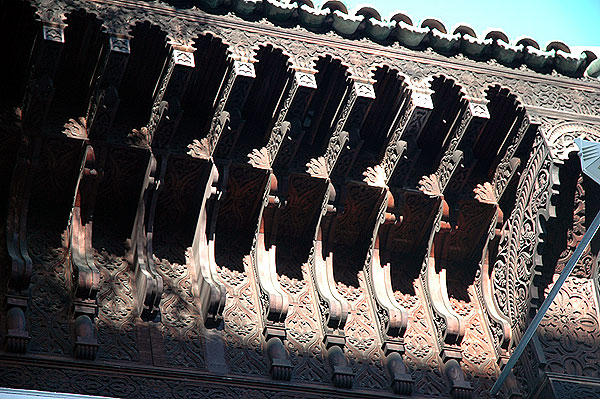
[
  {"left": 4, "top": 21, "right": 65, "bottom": 353},
  {"left": 303, "top": 77, "right": 375, "bottom": 389},
  {"left": 62, "top": 32, "right": 130, "bottom": 359},
  {"left": 3, "top": 136, "right": 38, "bottom": 353},
  {"left": 189, "top": 59, "right": 256, "bottom": 159},
  {"left": 248, "top": 68, "right": 317, "bottom": 381},
  {"left": 435, "top": 99, "right": 490, "bottom": 194},
  {"left": 361, "top": 86, "right": 433, "bottom": 395},
  {"left": 86, "top": 35, "right": 130, "bottom": 141},
  {"left": 129, "top": 45, "right": 194, "bottom": 320},
  {"left": 187, "top": 55, "right": 256, "bottom": 328},
  {"left": 67, "top": 144, "right": 103, "bottom": 360},
  {"left": 419, "top": 98, "right": 490, "bottom": 398},
  {"left": 21, "top": 22, "right": 64, "bottom": 131}
]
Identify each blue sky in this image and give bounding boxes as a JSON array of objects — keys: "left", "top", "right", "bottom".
[{"left": 339, "top": 0, "right": 600, "bottom": 49}]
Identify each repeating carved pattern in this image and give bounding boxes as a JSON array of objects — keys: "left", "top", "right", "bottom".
[
  {"left": 27, "top": 0, "right": 600, "bottom": 119},
  {"left": 216, "top": 247, "right": 268, "bottom": 376},
  {"left": 6, "top": 1, "right": 600, "bottom": 398},
  {"left": 94, "top": 231, "right": 139, "bottom": 362},
  {"left": 0, "top": 364, "right": 347, "bottom": 399},
  {"left": 26, "top": 225, "right": 72, "bottom": 355},
  {"left": 337, "top": 271, "right": 387, "bottom": 390},
  {"left": 156, "top": 248, "right": 206, "bottom": 369},
  {"left": 539, "top": 276, "right": 600, "bottom": 377},
  {"left": 555, "top": 176, "right": 596, "bottom": 278},
  {"left": 278, "top": 264, "right": 328, "bottom": 383},
  {"left": 492, "top": 134, "right": 555, "bottom": 335},
  {"left": 395, "top": 281, "right": 449, "bottom": 396},
  {"left": 449, "top": 285, "right": 500, "bottom": 397},
  {"left": 551, "top": 380, "right": 600, "bottom": 398}
]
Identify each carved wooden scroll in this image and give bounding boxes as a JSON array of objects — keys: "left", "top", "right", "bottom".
[
  {"left": 186, "top": 56, "right": 256, "bottom": 328},
  {"left": 129, "top": 45, "right": 194, "bottom": 320},
  {"left": 66, "top": 144, "right": 102, "bottom": 359},
  {"left": 248, "top": 69, "right": 317, "bottom": 380},
  {"left": 302, "top": 78, "right": 375, "bottom": 388},
  {"left": 3, "top": 137, "right": 36, "bottom": 353},
  {"left": 21, "top": 21, "right": 64, "bottom": 131},
  {"left": 360, "top": 85, "right": 434, "bottom": 395},
  {"left": 188, "top": 160, "right": 225, "bottom": 327}
]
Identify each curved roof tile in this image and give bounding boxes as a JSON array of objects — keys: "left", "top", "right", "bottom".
[{"left": 198, "top": 0, "right": 598, "bottom": 78}]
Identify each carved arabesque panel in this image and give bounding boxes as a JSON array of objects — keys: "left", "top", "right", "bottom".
[
  {"left": 278, "top": 262, "right": 328, "bottom": 383},
  {"left": 156, "top": 247, "right": 206, "bottom": 369},
  {"left": 491, "top": 133, "right": 555, "bottom": 336},
  {"left": 337, "top": 271, "right": 387, "bottom": 390},
  {"left": 26, "top": 225, "right": 72, "bottom": 355},
  {"left": 449, "top": 284, "right": 500, "bottom": 397},
  {"left": 94, "top": 229, "right": 139, "bottom": 362},
  {"left": 216, "top": 240, "right": 268, "bottom": 376},
  {"left": 395, "top": 280, "right": 448, "bottom": 396},
  {"left": 538, "top": 275, "right": 600, "bottom": 377}
]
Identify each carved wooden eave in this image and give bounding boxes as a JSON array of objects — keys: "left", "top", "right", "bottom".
[{"left": 4, "top": 1, "right": 600, "bottom": 398}]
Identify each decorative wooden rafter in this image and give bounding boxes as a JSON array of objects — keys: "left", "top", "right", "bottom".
[
  {"left": 187, "top": 53, "right": 257, "bottom": 327},
  {"left": 129, "top": 44, "right": 194, "bottom": 320},
  {"left": 360, "top": 84, "right": 434, "bottom": 395}
]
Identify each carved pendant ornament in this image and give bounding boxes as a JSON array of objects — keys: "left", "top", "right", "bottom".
[{"left": 2, "top": 0, "right": 600, "bottom": 398}]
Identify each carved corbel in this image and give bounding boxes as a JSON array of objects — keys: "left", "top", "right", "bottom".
[
  {"left": 66, "top": 144, "right": 103, "bottom": 359},
  {"left": 478, "top": 113, "right": 539, "bottom": 363},
  {"left": 184, "top": 55, "right": 255, "bottom": 329},
  {"left": 128, "top": 45, "right": 194, "bottom": 320},
  {"left": 303, "top": 77, "right": 379, "bottom": 388},
  {"left": 381, "top": 86, "right": 434, "bottom": 185},
  {"left": 3, "top": 137, "right": 38, "bottom": 353},
  {"left": 417, "top": 174, "right": 473, "bottom": 398},
  {"left": 330, "top": 79, "right": 375, "bottom": 179},
  {"left": 246, "top": 68, "right": 317, "bottom": 381},
  {"left": 311, "top": 184, "right": 352, "bottom": 388},
  {"left": 86, "top": 34, "right": 130, "bottom": 141},
  {"left": 188, "top": 160, "right": 227, "bottom": 327},
  {"left": 254, "top": 176, "right": 293, "bottom": 381},
  {"left": 21, "top": 21, "right": 64, "bottom": 131},
  {"left": 188, "top": 57, "right": 255, "bottom": 159},
  {"left": 362, "top": 149, "right": 414, "bottom": 394},
  {"left": 129, "top": 154, "right": 164, "bottom": 320},
  {"left": 435, "top": 99, "right": 490, "bottom": 194}
]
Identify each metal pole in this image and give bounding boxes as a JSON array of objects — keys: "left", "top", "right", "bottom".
[{"left": 490, "top": 208, "right": 600, "bottom": 396}]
